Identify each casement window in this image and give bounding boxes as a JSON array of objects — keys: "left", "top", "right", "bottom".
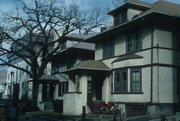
[
  {"left": 126, "top": 30, "right": 142, "bottom": 53},
  {"left": 130, "top": 68, "right": 141, "bottom": 93},
  {"left": 58, "top": 82, "right": 68, "bottom": 96},
  {"left": 103, "top": 40, "right": 115, "bottom": 59},
  {"left": 114, "top": 69, "right": 128, "bottom": 93}
]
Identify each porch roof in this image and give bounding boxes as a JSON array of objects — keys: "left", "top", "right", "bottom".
[
  {"left": 37, "top": 75, "right": 59, "bottom": 84},
  {"left": 63, "top": 60, "right": 111, "bottom": 74}
]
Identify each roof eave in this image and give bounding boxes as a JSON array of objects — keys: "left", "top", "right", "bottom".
[{"left": 84, "top": 12, "right": 180, "bottom": 43}]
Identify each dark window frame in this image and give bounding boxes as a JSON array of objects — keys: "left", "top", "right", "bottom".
[
  {"left": 114, "top": 69, "right": 128, "bottom": 93},
  {"left": 103, "top": 40, "right": 115, "bottom": 59},
  {"left": 130, "top": 68, "right": 142, "bottom": 93},
  {"left": 126, "top": 30, "right": 143, "bottom": 53},
  {"left": 58, "top": 82, "right": 68, "bottom": 96}
]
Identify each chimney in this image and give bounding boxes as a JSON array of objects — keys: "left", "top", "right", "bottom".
[{"left": 100, "top": 27, "right": 107, "bottom": 32}]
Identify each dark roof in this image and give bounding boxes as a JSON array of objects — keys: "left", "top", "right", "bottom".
[
  {"left": 75, "top": 60, "right": 110, "bottom": 70},
  {"left": 108, "top": 0, "right": 152, "bottom": 15},
  {"left": 72, "top": 42, "right": 95, "bottom": 50},
  {"left": 0, "top": 70, "right": 7, "bottom": 80},
  {"left": 38, "top": 75, "right": 59, "bottom": 81},
  {"left": 65, "top": 33, "right": 95, "bottom": 41},
  {"left": 113, "top": 54, "right": 143, "bottom": 63},
  {"left": 63, "top": 60, "right": 111, "bottom": 74},
  {"left": 139, "top": 0, "right": 180, "bottom": 18},
  {"left": 84, "top": 0, "right": 180, "bottom": 43}
]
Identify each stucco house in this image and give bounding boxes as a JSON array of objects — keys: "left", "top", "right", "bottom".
[
  {"left": 63, "top": 0, "right": 180, "bottom": 117},
  {"left": 37, "top": 33, "right": 95, "bottom": 111}
]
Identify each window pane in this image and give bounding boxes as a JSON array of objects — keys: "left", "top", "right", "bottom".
[
  {"left": 114, "top": 70, "right": 127, "bottom": 93},
  {"left": 131, "top": 69, "right": 141, "bottom": 92},
  {"left": 103, "top": 40, "right": 115, "bottom": 59},
  {"left": 127, "top": 31, "right": 142, "bottom": 53}
]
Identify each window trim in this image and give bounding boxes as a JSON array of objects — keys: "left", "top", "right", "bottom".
[
  {"left": 114, "top": 69, "right": 128, "bottom": 93},
  {"left": 126, "top": 30, "right": 143, "bottom": 53},
  {"left": 130, "top": 68, "right": 142, "bottom": 93},
  {"left": 103, "top": 40, "right": 115, "bottom": 59}
]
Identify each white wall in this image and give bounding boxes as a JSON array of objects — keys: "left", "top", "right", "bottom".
[
  {"left": 63, "top": 74, "right": 88, "bottom": 115},
  {"left": 127, "top": 8, "right": 143, "bottom": 21}
]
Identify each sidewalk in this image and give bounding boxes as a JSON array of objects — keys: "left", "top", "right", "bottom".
[{"left": 24, "top": 111, "right": 114, "bottom": 121}]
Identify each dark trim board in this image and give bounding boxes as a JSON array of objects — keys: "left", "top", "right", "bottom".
[
  {"left": 113, "top": 63, "right": 180, "bottom": 70},
  {"left": 111, "top": 92, "right": 144, "bottom": 94}
]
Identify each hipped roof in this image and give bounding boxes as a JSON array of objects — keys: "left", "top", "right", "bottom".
[
  {"left": 63, "top": 60, "right": 111, "bottom": 74},
  {"left": 85, "top": 0, "right": 180, "bottom": 43},
  {"left": 108, "top": 0, "right": 152, "bottom": 15}
]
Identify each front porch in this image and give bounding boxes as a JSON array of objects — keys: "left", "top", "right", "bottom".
[{"left": 63, "top": 60, "right": 111, "bottom": 115}]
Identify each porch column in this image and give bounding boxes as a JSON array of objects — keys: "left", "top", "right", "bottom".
[
  {"left": 78, "top": 74, "right": 88, "bottom": 110},
  {"left": 102, "top": 76, "right": 111, "bottom": 103}
]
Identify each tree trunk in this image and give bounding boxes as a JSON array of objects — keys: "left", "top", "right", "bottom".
[{"left": 32, "top": 81, "right": 39, "bottom": 111}]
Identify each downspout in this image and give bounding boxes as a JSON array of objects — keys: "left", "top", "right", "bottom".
[
  {"left": 150, "top": 25, "right": 154, "bottom": 103},
  {"left": 157, "top": 44, "right": 159, "bottom": 103}
]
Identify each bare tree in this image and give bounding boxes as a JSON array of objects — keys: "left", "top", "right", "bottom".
[{"left": 0, "top": 0, "right": 105, "bottom": 109}]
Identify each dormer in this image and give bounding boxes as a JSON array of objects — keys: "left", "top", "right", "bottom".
[{"left": 108, "top": 0, "right": 152, "bottom": 26}]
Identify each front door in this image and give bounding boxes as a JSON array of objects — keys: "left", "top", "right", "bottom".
[{"left": 87, "top": 75, "right": 104, "bottom": 102}]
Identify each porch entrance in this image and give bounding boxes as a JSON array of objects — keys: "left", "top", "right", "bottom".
[{"left": 87, "top": 74, "right": 105, "bottom": 102}]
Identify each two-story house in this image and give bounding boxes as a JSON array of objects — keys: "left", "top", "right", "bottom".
[
  {"left": 63, "top": 0, "right": 180, "bottom": 117},
  {"left": 37, "top": 33, "right": 95, "bottom": 111}
]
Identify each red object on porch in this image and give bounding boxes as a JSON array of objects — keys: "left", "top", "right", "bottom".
[{"left": 107, "top": 102, "right": 114, "bottom": 108}]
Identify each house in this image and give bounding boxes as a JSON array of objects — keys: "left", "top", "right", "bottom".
[
  {"left": 3, "top": 52, "right": 32, "bottom": 100},
  {"left": 0, "top": 70, "right": 7, "bottom": 96},
  {"left": 37, "top": 33, "right": 95, "bottom": 111},
  {"left": 63, "top": 0, "right": 180, "bottom": 117}
]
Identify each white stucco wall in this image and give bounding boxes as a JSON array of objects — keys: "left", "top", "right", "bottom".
[
  {"left": 111, "top": 67, "right": 151, "bottom": 103},
  {"left": 102, "top": 76, "right": 111, "bottom": 103},
  {"left": 127, "top": 8, "right": 143, "bottom": 21},
  {"left": 95, "top": 42, "right": 102, "bottom": 60},
  {"left": 152, "top": 66, "right": 178, "bottom": 103},
  {"left": 63, "top": 74, "right": 88, "bottom": 115}
]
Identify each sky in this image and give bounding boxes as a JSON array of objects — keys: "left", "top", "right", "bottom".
[
  {"left": 0, "top": 0, "right": 180, "bottom": 70},
  {"left": 0, "top": 0, "right": 180, "bottom": 15}
]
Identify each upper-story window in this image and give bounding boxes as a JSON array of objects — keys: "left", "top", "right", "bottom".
[
  {"left": 103, "top": 40, "right": 115, "bottom": 59},
  {"left": 126, "top": 30, "right": 142, "bottom": 53},
  {"left": 172, "top": 31, "right": 180, "bottom": 49},
  {"left": 114, "top": 12, "right": 127, "bottom": 26}
]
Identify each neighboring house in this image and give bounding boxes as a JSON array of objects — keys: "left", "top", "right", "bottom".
[
  {"left": 63, "top": 0, "right": 180, "bottom": 117},
  {"left": 3, "top": 56, "right": 32, "bottom": 100},
  {"left": 37, "top": 33, "right": 95, "bottom": 111},
  {"left": 0, "top": 70, "right": 7, "bottom": 96}
]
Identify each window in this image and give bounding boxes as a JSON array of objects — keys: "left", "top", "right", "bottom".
[
  {"left": 172, "top": 31, "right": 180, "bottom": 49},
  {"left": 113, "top": 12, "right": 127, "bottom": 26},
  {"left": 58, "top": 82, "right": 68, "bottom": 96},
  {"left": 114, "top": 69, "right": 128, "bottom": 93},
  {"left": 103, "top": 40, "right": 115, "bottom": 59},
  {"left": 131, "top": 68, "right": 141, "bottom": 93},
  {"left": 127, "top": 30, "right": 142, "bottom": 53}
]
